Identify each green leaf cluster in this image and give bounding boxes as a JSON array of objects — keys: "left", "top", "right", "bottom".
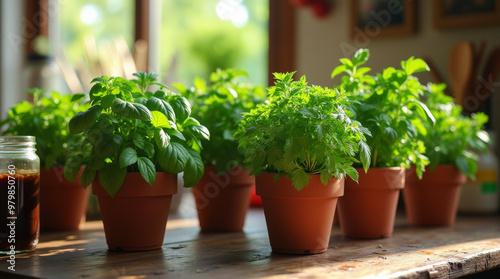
[
  {"left": 0, "top": 89, "right": 88, "bottom": 168},
  {"left": 65, "top": 72, "right": 209, "bottom": 197},
  {"left": 332, "top": 49, "right": 434, "bottom": 178},
  {"left": 177, "top": 69, "right": 266, "bottom": 171},
  {"left": 235, "top": 72, "right": 371, "bottom": 191},
  {"left": 419, "top": 83, "right": 489, "bottom": 178}
]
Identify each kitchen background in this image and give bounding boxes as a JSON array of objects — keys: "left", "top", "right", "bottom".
[{"left": 1, "top": 0, "right": 499, "bottom": 156}]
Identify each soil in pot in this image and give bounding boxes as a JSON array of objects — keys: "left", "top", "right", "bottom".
[
  {"left": 93, "top": 172, "right": 177, "bottom": 251},
  {"left": 404, "top": 165, "right": 466, "bottom": 226},
  {"left": 337, "top": 167, "right": 404, "bottom": 238},
  {"left": 256, "top": 173, "right": 344, "bottom": 255},
  {"left": 40, "top": 166, "right": 90, "bottom": 231},
  {"left": 192, "top": 166, "right": 253, "bottom": 232}
]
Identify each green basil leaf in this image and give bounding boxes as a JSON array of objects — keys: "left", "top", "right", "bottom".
[
  {"left": 158, "top": 142, "right": 189, "bottom": 173},
  {"left": 188, "top": 125, "right": 210, "bottom": 141},
  {"left": 146, "top": 97, "right": 176, "bottom": 122},
  {"left": 89, "top": 83, "right": 105, "bottom": 100},
  {"left": 182, "top": 149, "right": 204, "bottom": 188},
  {"left": 88, "top": 155, "right": 106, "bottom": 171},
  {"left": 137, "top": 157, "right": 156, "bottom": 186},
  {"left": 69, "top": 105, "right": 102, "bottom": 134},
  {"left": 142, "top": 141, "right": 155, "bottom": 157},
  {"left": 154, "top": 128, "right": 170, "bottom": 150},
  {"left": 99, "top": 162, "right": 127, "bottom": 198},
  {"left": 91, "top": 76, "right": 107, "bottom": 84},
  {"left": 111, "top": 98, "right": 153, "bottom": 121},
  {"left": 71, "top": 93, "right": 86, "bottom": 102},
  {"left": 183, "top": 117, "right": 200, "bottom": 127},
  {"left": 170, "top": 96, "right": 191, "bottom": 123},
  {"left": 81, "top": 165, "right": 96, "bottom": 188},
  {"left": 101, "top": 95, "right": 116, "bottom": 109},
  {"left": 119, "top": 147, "right": 138, "bottom": 169},
  {"left": 95, "top": 134, "right": 123, "bottom": 158},
  {"left": 132, "top": 134, "right": 145, "bottom": 149},
  {"left": 151, "top": 111, "right": 171, "bottom": 128}
]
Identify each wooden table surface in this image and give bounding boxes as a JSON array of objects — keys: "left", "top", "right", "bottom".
[{"left": 1, "top": 194, "right": 500, "bottom": 279}]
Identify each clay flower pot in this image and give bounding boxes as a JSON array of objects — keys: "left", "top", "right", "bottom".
[
  {"left": 404, "top": 165, "right": 466, "bottom": 226},
  {"left": 192, "top": 166, "right": 253, "bottom": 232},
  {"left": 337, "top": 167, "right": 404, "bottom": 238},
  {"left": 256, "top": 173, "right": 344, "bottom": 255},
  {"left": 93, "top": 172, "right": 177, "bottom": 251},
  {"left": 40, "top": 166, "right": 90, "bottom": 231}
]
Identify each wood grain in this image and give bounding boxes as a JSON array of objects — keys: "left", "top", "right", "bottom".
[{"left": 1, "top": 207, "right": 500, "bottom": 278}]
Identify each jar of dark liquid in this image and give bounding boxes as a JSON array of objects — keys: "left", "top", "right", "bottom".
[{"left": 0, "top": 136, "right": 40, "bottom": 253}]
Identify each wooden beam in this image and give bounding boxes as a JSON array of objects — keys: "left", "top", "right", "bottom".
[
  {"left": 135, "top": 0, "right": 149, "bottom": 70},
  {"left": 24, "top": 0, "right": 49, "bottom": 54},
  {"left": 268, "top": 0, "right": 295, "bottom": 86}
]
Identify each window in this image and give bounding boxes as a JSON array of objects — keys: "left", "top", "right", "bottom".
[
  {"left": 157, "top": 0, "right": 268, "bottom": 87},
  {"left": 59, "top": 0, "right": 135, "bottom": 88}
]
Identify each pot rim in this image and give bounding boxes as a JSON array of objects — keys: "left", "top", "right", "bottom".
[
  {"left": 93, "top": 172, "right": 177, "bottom": 198},
  {"left": 256, "top": 172, "right": 344, "bottom": 198}
]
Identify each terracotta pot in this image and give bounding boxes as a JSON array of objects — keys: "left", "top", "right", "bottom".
[
  {"left": 40, "top": 166, "right": 90, "bottom": 231},
  {"left": 192, "top": 166, "right": 253, "bottom": 232},
  {"left": 93, "top": 172, "right": 177, "bottom": 251},
  {"left": 404, "top": 165, "right": 466, "bottom": 226},
  {"left": 337, "top": 167, "right": 404, "bottom": 238},
  {"left": 256, "top": 173, "right": 344, "bottom": 255}
]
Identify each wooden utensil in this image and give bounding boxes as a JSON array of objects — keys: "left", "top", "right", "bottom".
[
  {"left": 464, "top": 41, "right": 486, "bottom": 106},
  {"left": 448, "top": 42, "right": 474, "bottom": 106},
  {"left": 477, "top": 47, "right": 500, "bottom": 106}
]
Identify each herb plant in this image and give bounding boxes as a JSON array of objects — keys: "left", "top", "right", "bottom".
[
  {"left": 235, "top": 72, "right": 371, "bottom": 190},
  {"left": 420, "top": 83, "right": 489, "bottom": 178},
  {"left": 0, "top": 89, "right": 88, "bottom": 168},
  {"left": 65, "top": 72, "right": 209, "bottom": 197},
  {"left": 176, "top": 69, "right": 265, "bottom": 171},
  {"left": 331, "top": 49, "right": 435, "bottom": 178}
]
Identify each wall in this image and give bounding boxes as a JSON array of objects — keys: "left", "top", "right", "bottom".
[
  {"left": 295, "top": 0, "right": 500, "bottom": 151},
  {"left": 0, "top": 1, "right": 24, "bottom": 118}
]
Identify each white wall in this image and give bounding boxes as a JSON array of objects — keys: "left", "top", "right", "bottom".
[
  {"left": 295, "top": 0, "right": 500, "bottom": 150},
  {"left": 0, "top": 0, "right": 24, "bottom": 118}
]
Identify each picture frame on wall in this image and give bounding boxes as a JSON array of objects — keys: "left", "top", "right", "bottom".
[
  {"left": 350, "top": 0, "right": 416, "bottom": 39},
  {"left": 433, "top": 0, "right": 500, "bottom": 29}
]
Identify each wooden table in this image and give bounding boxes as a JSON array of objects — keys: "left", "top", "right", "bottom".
[{"left": 1, "top": 201, "right": 500, "bottom": 278}]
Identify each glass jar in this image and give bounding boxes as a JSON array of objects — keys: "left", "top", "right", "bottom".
[{"left": 0, "top": 136, "right": 40, "bottom": 254}]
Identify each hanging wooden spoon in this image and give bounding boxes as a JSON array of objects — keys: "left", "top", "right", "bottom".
[
  {"left": 448, "top": 42, "right": 474, "bottom": 106},
  {"left": 476, "top": 47, "right": 500, "bottom": 108}
]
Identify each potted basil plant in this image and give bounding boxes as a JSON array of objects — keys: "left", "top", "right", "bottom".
[
  {"left": 177, "top": 69, "right": 266, "bottom": 232},
  {"left": 404, "top": 83, "right": 490, "bottom": 226},
  {"left": 235, "top": 72, "right": 370, "bottom": 254},
  {"left": 332, "top": 49, "right": 435, "bottom": 238},
  {"left": 65, "top": 72, "right": 209, "bottom": 251},
  {"left": 0, "top": 89, "right": 90, "bottom": 231}
]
